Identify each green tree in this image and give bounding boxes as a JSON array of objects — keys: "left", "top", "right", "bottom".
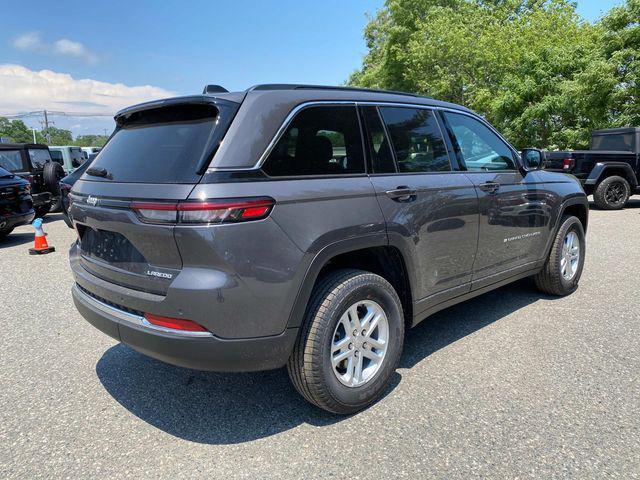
[
  {"left": 349, "top": 0, "right": 610, "bottom": 149},
  {"left": 72, "top": 134, "right": 109, "bottom": 148},
  {"left": 600, "top": 0, "right": 640, "bottom": 128},
  {"left": 0, "top": 117, "right": 37, "bottom": 143},
  {"left": 40, "top": 127, "right": 73, "bottom": 146}
]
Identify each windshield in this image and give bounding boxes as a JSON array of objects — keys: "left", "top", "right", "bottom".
[
  {"left": 28, "top": 149, "right": 52, "bottom": 169},
  {"left": 0, "top": 150, "right": 22, "bottom": 172},
  {"left": 50, "top": 150, "right": 63, "bottom": 161},
  {"left": 88, "top": 103, "right": 229, "bottom": 183}
]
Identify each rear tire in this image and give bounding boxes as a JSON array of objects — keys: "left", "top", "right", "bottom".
[
  {"left": 534, "top": 215, "right": 585, "bottom": 296},
  {"left": 593, "top": 175, "right": 630, "bottom": 210},
  {"left": 43, "top": 161, "right": 65, "bottom": 195},
  {"left": 287, "top": 269, "right": 404, "bottom": 414}
]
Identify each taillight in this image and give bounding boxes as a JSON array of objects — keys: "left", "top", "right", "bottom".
[
  {"left": 562, "top": 158, "right": 575, "bottom": 170},
  {"left": 131, "top": 197, "right": 275, "bottom": 224},
  {"left": 144, "top": 313, "right": 209, "bottom": 332}
]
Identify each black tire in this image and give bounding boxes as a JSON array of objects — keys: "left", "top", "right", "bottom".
[
  {"left": 593, "top": 175, "right": 630, "bottom": 210},
  {"left": 34, "top": 205, "right": 50, "bottom": 219},
  {"left": 534, "top": 215, "right": 585, "bottom": 296},
  {"left": 0, "top": 228, "right": 14, "bottom": 238},
  {"left": 287, "top": 269, "right": 404, "bottom": 414},
  {"left": 43, "top": 162, "right": 65, "bottom": 194}
]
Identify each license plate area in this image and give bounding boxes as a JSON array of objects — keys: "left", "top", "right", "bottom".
[{"left": 78, "top": 225, "right": 147, "bottom": 274}]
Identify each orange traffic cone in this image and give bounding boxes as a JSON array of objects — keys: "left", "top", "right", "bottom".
[{"left": 29, "top": 218, "right": 55, "bottom": 255}]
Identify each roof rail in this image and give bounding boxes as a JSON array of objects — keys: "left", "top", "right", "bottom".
[
  {"left": 203, "top": 84, "right": 229, "bottom": 94},
  {"left": 247, "top": 84, "right": 430, "bottom": 99}
]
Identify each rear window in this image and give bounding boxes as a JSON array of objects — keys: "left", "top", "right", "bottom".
[
  {"left": 28, "top": 149, "right": 52, "bottom": 169},
  {"left": 591, "top": 133, "right": 635, "bottom": 151},
  {"left": 88, "top": 104, "right": 227, "bottom": 183},
  {"left": 0, "top": 150, "right": 22, "bottom": 172}
]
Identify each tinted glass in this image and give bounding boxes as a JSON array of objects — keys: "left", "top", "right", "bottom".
[
  {"left": 0, "top": 150, "right": 23, "bottom": 171},
  {"left": 591, "top": 133, "right": 634, "bottom": 151},
  {"left": 361, "top": 107, "right": 395, "bottom": 173},
  {"left": 444, "top": 112, "right": 515, "bottom": 171},
  {"left": 28, "top": 149, "right": 51, "bottom": 169},
  {"left": 379, "top": 107, "right": 450, "bottom": 173},
  {"left": 50, "top": 150, "right": 63, "bottom": 162},
  {"left": 263, "top": 106, "right": 365, "bottom": 176},
  {"left": 88, "top": 104, "right": 221, "bottom": 183}
]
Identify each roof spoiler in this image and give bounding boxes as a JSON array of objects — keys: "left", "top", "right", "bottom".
[{"left": 203, "top": 84, "right": 229, "bottom": 94}]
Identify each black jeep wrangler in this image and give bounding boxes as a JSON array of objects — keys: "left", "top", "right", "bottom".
[
  {"left": 0, "top": 143, "right": 65, "bottom": 218},
  {"left": 543, "top": 128, "right": 640, "bottom": 209}
]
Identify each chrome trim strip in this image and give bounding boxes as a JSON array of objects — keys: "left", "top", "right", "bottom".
[
  {"left": 73, "top": 284, "right": 214, "bottom": 338},
  {"left": 207, "top": 99, "right": 518, "bottom": 172}
]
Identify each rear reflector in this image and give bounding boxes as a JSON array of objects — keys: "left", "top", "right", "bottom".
[
  {"left": 131, "top": 197, "right": 275, "bottom": 224},
  {"left": 144, "top": 313, "right": 209, "bottom": 332}
]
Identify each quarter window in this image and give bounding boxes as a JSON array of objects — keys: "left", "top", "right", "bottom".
[
  {"left": 379, "top": 107, "right": 450, "bottom": 173},
  {"left": 444, "top": 112, "right": 516, "bottom": 171},
  {"left": 263, "top": 106, "right": 365, "bottom": 177}
]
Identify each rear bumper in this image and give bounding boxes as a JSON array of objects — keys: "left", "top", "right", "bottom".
[
  {"left": 71, "top": 283, "right": 298, "bottom": 372},
  {"left": 0, "top": 210, "right": 35, "bottom": 231}
]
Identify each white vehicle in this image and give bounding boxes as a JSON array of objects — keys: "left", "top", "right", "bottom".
[
  {"left": 49, "top": 146, "right": 85, "bottom": 174},
  {"left": 80, "top": 147, "right": 102, "bottom": 160}
]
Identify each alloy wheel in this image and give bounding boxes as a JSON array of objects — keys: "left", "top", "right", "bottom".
[
  {"left": 331, "top": 300, "right": 389, "bottom": 387},
  {"left": 560, "top": 231, "right": 580, "bottom": 280}
]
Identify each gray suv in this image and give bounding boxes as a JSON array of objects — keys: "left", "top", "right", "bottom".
[{"left": 69, "top": 85, "right": 588, "bottom": 414}]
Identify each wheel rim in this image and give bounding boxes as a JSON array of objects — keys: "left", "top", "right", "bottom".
[
  {"left": 560, "top": 231, "right": 580, "bottom": 280},
  {"left": 331, "top": 300, "right": 389, "bottom": 388},
  {"left": 604, "top": 181, "right": 626, "bottom": 204}
]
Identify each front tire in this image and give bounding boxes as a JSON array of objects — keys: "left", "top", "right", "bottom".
[
  {"left": 288, "top": 269, "right": 404, "bottom": 414},
  {"left": 534, "top": 215, "right": 585, "bottom": 296},
  {"left": 593, "top": 175, "right": 630, "bottom": 210}
]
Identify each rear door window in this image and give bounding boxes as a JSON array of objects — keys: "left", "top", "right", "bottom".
[
  {"left": 0, "top": 150, "right": 23, "bottom": 171},
  {"left": 379, "top": 107, "right": 450, "bottom": 173},
  {"left": 263, "top": 105, "right": 365, "bottom": 176},
  {"left": 87, "top": 103, "right": 232, "bottom": 183},
  {"left": 28, "top": 149, "right": 52, "bottom": 169},
  {"left": 360, "top": 106, "right": 396, "bottom": 174}
]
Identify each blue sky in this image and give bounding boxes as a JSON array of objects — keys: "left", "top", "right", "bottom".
[{"left": 0, "top": 0, "right": 625, "bottom": 136}]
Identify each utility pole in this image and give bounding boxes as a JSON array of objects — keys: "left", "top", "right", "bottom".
[{"left": 43, "top": 110, "right": 51, "bottom": 144}]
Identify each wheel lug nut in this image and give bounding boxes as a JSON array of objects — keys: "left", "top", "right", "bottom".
[
  {"left": 361, "top": 329, "right": 366, "bottom": 336},
  {"left": 355, "top": 350, "right": 359, "bottom": 357},
  {"left": 348, "top": 343, "right": 354, "bottom": 350},
  {"left": 363, "top": 342, "right": 368, "bottom": 349},
  {"left": 353, "top": 330, "right": 358, "bottom": 336}
]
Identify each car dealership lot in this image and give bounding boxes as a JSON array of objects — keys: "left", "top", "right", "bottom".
[{"left": 1, "top": 206, "right": 639, "bottom": 479}]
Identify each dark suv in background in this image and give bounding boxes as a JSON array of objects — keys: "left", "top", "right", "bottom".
[
  {"left": 0, "top": 143, "right": 64, "bottom": 217},
  {"left": 69, "top": 85, "right": 588, "bottom": 413}
]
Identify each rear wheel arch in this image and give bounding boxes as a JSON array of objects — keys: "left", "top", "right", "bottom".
[
  {"left": 592, "top": 163, "right": 637, "bottom": 188},
  {"left": 287, "top": 239, "right": 414, "bottom": 331}
]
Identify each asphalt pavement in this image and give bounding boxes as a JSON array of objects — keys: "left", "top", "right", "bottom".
[{"left": 1, "top": 203, "right": 639, "bottom": 479}]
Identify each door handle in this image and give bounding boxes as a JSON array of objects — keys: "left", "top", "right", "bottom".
[
  {"left": 385, "top": 186, "right": 417, "bottom": 202},
  {"left": 479, "top": 182, "right": 500, "bottom": 194}
]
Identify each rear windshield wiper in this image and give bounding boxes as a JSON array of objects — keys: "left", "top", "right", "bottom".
[{"left": 86, "top": 167, "right": 111, "bottom": 178}]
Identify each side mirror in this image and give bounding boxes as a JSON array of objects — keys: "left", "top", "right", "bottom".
[{"left": 521, "top": 148, "right": 544, "bottom": 171}]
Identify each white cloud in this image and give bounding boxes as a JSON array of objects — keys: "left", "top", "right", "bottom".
[
  {"left": 53, "top": 38, "right": 98, "bottom": 64},
  {"left": 0, "top": 64, "right": 175, "bottom": 116},
  {"left": 11, "top": 32, "right": 99, "bottom": 64},
  {"left": 12, "top": 32, "right": 45, "bottom": 51}
]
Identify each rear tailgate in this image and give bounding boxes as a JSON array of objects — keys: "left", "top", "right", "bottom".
[{"left": 69, "top": 98, "right": 238, "bottom": 295}]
